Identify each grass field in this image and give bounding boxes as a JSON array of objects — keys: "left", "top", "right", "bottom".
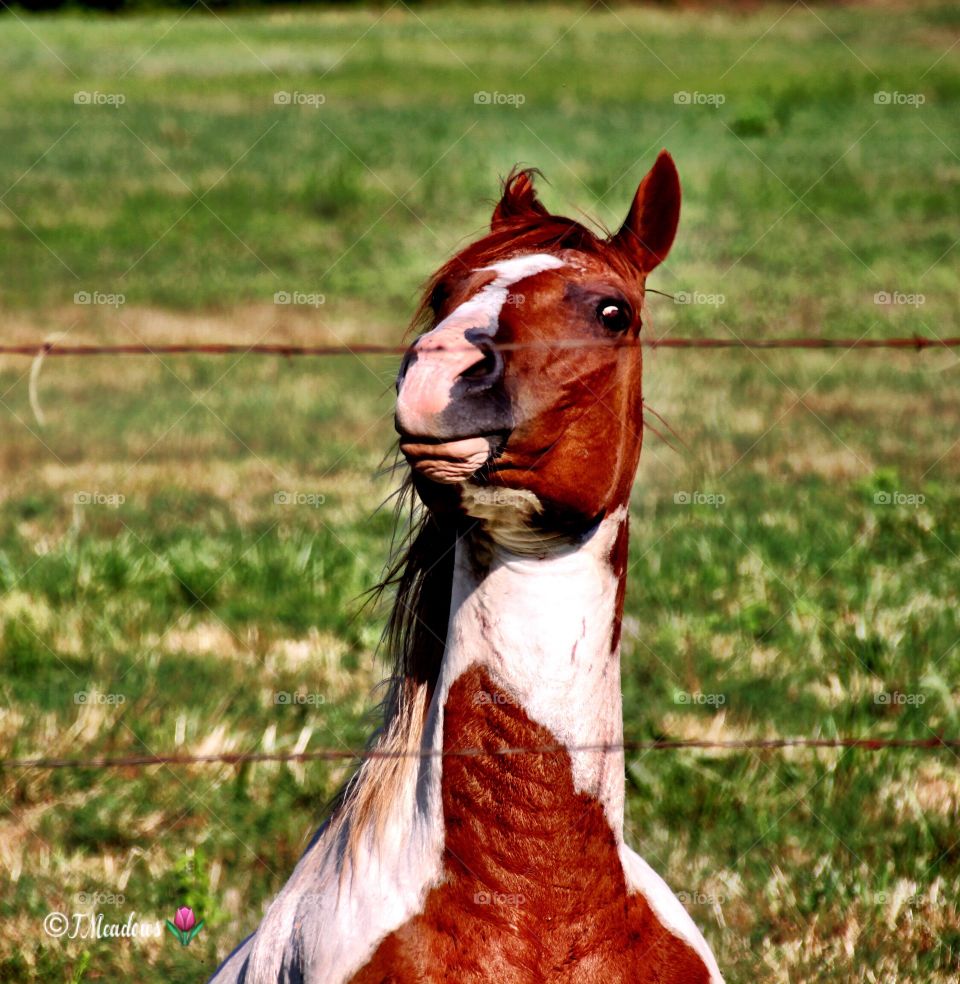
[{"left": 1, "top": 2, "right": 959, "bottom": 982}]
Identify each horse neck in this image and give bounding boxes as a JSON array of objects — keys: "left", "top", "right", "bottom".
[{"left": 428, "top": 505, "right": 630, "bottom": 834}]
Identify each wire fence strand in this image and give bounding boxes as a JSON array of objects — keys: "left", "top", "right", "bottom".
[
  {"left": 4, "top": 737, "right": 959, "bottom": 771},
  {"left": 1, "top": 336, "right": 960, "bottom": 359}
]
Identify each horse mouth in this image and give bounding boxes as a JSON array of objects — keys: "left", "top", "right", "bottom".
[{"left": 399, "top": 432, "right": 505, "bottom": 484}]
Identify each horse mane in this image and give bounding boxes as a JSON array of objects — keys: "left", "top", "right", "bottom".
[
  {"left": 326, "top": 470, "right": 464, "bottom": 860},
  {"left": 326, "top": 167, "right": 633, "bottom": 861}
]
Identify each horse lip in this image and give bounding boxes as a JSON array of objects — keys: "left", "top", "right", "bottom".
[
  {"left": 397, "top": 429, "right": 508, "bottom": 449},
  {"left": 398, "top": 431, "right": 509, "bottom": 484}
]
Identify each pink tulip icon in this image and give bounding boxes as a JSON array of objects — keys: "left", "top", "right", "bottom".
[
  {"left": 166, "top": 905, "right": 204, "bottom": 946},
  {"left": 174, "top": 907, "right": 195, "bottom": 933}
]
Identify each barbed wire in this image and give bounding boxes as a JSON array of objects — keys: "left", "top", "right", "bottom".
[
  {"left": 4, "top": 737, "right": 958, "bottom": 772},
  {"left": 1, "top": 336, "right": 959, "bottom": 359}
]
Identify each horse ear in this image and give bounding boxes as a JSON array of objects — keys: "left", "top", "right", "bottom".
[
  {"left": 491, "top": 167, "right": 550, "bottom": 230},
  {"left": 610, "top": 150, "right": 681, "bottom": 273}
]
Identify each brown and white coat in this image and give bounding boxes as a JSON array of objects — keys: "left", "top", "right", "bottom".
[{"left": 211, "top": 153, "right": 723, "bottom": 984}]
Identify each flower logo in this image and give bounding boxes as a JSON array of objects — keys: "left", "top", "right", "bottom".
[{"left": 166, "top": 906, "right": 204, "bottom": 946}]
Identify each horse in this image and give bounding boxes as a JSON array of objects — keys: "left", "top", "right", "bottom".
[{"left": 210, "top": 151, "right": 723, "bottom": 984}]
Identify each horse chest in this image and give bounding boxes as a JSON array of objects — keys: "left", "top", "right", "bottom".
[{"left": 347, "top": 667, "right": 711, "bottom": 984}]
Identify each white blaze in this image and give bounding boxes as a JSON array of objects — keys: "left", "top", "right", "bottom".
[
  {"left": 395, "top": 253, "right": 565, "bottom": 438},
  {"left": 432, "top": 252, "right": 566, "bottom": 340}
]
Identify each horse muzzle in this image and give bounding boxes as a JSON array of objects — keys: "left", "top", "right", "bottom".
[{"left": 395, "top": 323, "right": 511, "bottom": 484}]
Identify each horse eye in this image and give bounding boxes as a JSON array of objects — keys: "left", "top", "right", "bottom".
[
  {"left": 428, "top": 282, "right": 449, "bottom": 313},
  {"left": 597, "top": 299, "right": 631, "bottom": 332}
]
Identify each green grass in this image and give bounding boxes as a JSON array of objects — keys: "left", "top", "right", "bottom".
[{"left": 2, "top": 3, "right": 960, "bottom": 982}]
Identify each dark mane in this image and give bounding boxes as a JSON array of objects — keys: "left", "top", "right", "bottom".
[
  {"left": 378, "top": 479, "right": 459, "bottom": 705},
  {"left": 328, "top": 474, "right": 465, "bottom": 844}
]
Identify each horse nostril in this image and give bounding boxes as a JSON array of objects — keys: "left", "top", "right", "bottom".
[
  {"left": 396, "top": 348, "right": 417, "bottom": 389},
  {"left": 458, "top": 344, "right": 500, "bottom": 383}
]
